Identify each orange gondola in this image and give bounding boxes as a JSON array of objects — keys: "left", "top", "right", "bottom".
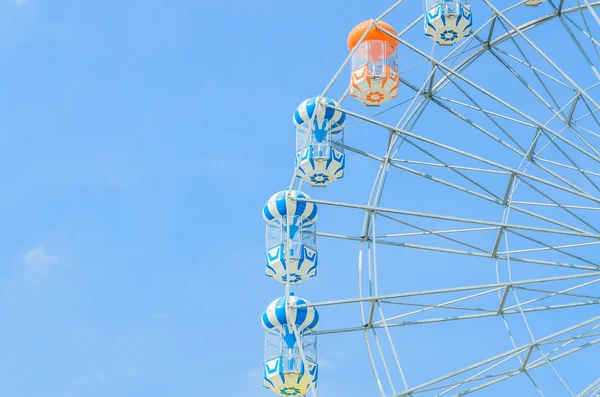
[{"left": 348, "top": 20, "right": 399, "bottom": 106}]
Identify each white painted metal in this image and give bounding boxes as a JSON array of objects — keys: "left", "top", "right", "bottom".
[{"left": 278, "top": 1, "right": 600, "bottom": 396}]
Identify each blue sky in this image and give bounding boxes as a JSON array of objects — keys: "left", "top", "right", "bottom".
[
  {"left": 1, "top": 0, "right": 600, "bottom": 396},
  {"left": 0, "top": 1, "right": 357, "bottom": 395}
]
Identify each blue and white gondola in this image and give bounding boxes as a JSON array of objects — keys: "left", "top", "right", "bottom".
[
  {"left": 424, "top": 0, "right": 473, "bottom": 45},
  {"left": 262, "top": 294, "right": 319, "bottom": 397},
  {"left": 263, "top": 190, "right": 319, "bottom": 286},
  {"left": 294, "top": 97, "right": 347, "bottom": 187}
]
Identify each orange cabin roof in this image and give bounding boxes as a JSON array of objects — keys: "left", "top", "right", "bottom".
[{"left": 347, "top": 20, "right": 398, "bottom": 51}]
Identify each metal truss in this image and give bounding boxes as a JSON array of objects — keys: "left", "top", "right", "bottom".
[
  {"left": 285, "top": 1, "right": 600, "bottom": 396},
  {"left": 295, "top": 272, "right": 600, "bottom": 334},
  {"left": 387, "top": 315, "right": 600, "bottom": 396}
]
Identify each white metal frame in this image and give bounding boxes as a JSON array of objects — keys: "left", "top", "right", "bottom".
[{"left": 280, "top": 1, "right": 600, "bottom": 396}]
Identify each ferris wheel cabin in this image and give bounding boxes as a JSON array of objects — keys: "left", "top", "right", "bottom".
[
  {"left": 262, "top": 295, "right": 320, "bottom": 396},
  {"left": 348, "top": 20, "right": 399, "bottom": 106},
  {"left": 263, "top": 190, "right": 318, "bottom": 286},
  {"left": 294, "top": 97, "right": 346, "bottom": 187},
  {"left": 424, "top": 0, "right": 473, "bottom": 45}
]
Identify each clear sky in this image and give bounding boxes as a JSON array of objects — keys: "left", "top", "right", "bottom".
[
  {"left": 0, "top": 1, "right": 361, "bottom": 396},
  {"left": 1, "top": 0, "right": 599, "bottom": 396}
]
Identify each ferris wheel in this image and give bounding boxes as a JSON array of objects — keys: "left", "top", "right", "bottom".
[{"left": 259, "top": 0, "right": 600, "bottom": 396}]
